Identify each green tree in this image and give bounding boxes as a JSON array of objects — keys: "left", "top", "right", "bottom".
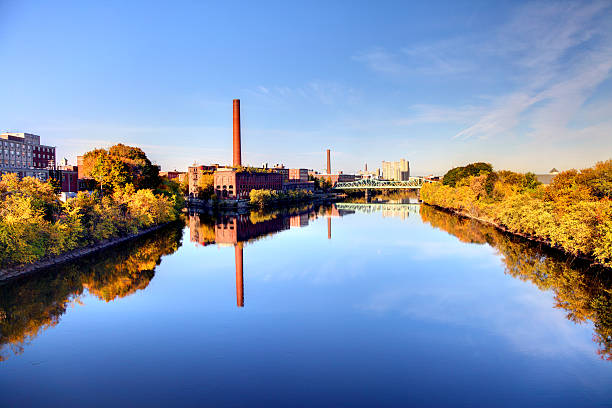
[
  {"left": 89, "top": 154, "right": 131, "bottom": 194},
  {"left": 443, "top": 162, "right": 493, "bottom": 187}
]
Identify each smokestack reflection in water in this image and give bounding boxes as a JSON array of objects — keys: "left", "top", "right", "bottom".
[{"left": 235, "top": 244, "right": 244, "bottom": 307}]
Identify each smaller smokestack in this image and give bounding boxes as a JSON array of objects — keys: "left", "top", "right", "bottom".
[
  {"left": 365, "top": 163, "right": 368, "bottom": 172},
  {"left": 326, "top": 149, "right": 331, "bottom": 174}
]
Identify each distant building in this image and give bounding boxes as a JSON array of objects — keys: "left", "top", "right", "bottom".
[
  {"left": 283, "top": 180, "right": 315, "bottom": 192},
  {"left": 535, "top": 168, "right": 560, "bottom": 185},
  {"left": 0, "top": 132, "right": 55, "bottom": 180},
  {"left": 160, "top": 170, "right": 188, "bottom": 184},
  {"left": 288, "top": 168, "right": 309, "bottom": 182},
  {"left": 214, "top": 169, "right": 283, "bottom": 200},
  {"left": 357, "top": 163, "right": 380, "bottom": 179},
  {"left": 382, "top": 159, "right": 410, "bottom": 181},
  {"left": 313, "top": 173, "right": 356, "bottom": 186}
]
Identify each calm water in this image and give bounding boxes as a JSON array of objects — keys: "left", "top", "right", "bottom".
[{"left": 1, "top": 203, "right": 612, "bottom": 407}]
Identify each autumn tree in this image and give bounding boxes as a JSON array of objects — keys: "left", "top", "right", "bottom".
[
  {"left": 196, "top": 172, "right": 215, "bottom": 199},
  {"left": 81, "top": 144, "right": 161, "bottom": 192}
]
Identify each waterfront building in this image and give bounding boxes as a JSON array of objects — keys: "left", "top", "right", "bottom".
[
  {"left": 289, "top": 168, "right": 309, "bottom": 182},
  {"left": 382, "top": 159, "right": 410, "bottom": 181},
  {"left": 214, "top": 169, "right": 283, "bottom": 200},
  {"left": 188, "top": 164, "right": 219, "bottom": 196},
  {"left": 272, "top": 165, "right": 289, "bottom": 181},
  {"left": 283, "top": 180, "right": 315, "bottom": 192},
  {"left": 0, "top": 132, "right": 56, "bottom": 180}
]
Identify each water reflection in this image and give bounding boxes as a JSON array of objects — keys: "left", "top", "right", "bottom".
[
  {"left": 188, "top": 204, "right": 354, "bottom": 307},
  {"left": 419, "top": 205, "right": 612, "bottom": 360},
  {"left": 0, "top": 224, "right": 184, "bottom": 362},
  {"left": 2, "top": 202, "right": 611, "bottom": 368}
]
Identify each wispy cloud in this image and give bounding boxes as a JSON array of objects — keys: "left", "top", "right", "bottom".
[
  {"left": 352, "top": 48, "right": 406, "bottom": 75},
  {"left": 355, "top": 1, "right": 612, "bottom": 144},
  {"left": 456, "top": 1, "right": 612, "bottom": 140},
  {"left": 246, "top": 80, "right": 361, "bottom": 106}
]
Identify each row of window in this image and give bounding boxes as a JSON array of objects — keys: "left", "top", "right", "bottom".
[
  {"left": 0, "top": 151, "right": 51, "bottom": 159},
  {"left": 0, "top": 141, "right": 54, "bottom": 152}
]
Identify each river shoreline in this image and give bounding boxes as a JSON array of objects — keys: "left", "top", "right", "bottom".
[
  {"left": 0, "top": 222, "right": 177, "bottom": 283},
  {"left": 423, "top": 203, "right": 606, "bottom": 269}
]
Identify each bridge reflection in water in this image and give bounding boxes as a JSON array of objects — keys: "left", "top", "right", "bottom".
[
  {"left": 335, "top": 202, "right": 419, "bottom": 220},
  {"left": 188, "top": 204, "right": 354, "bottom": 307}
]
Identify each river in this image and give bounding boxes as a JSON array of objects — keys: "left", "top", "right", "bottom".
[{"left": 1, "top": 203, "right": 611, "bottom": 407}]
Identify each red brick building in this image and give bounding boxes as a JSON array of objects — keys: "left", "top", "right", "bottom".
[
  {"left": 58, "top": 165, "right": 78, "bottom": 193},
  {"left": 214, "top": 169, "right": 283, "bottom": 200},
  {"left": 33, "top": 144, "right": 55, "bottom": 169},
  {"left": 188, "top": 164, "right": 219, "bottom": 196},
  {"left": 289, "top": 168, "right": 308, "bottom": 182}
]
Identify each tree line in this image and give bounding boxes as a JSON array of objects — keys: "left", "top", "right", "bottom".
[
  {"left": 421, "top": 160, "right": 612, "bottom": 268},
  {"left": 0, "top": 144, "right": 183, "bottom": 269}
]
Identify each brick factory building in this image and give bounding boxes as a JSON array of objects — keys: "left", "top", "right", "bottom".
[
  {"left": 214, "top": 169, "right": 283, "bottom": 199},
  {"left": 289, "top": 168, "right": 308, "bottom": 182},
  {"left": 188, "top": 164, "right": 218, "bottom": 197},
  {"left": 272, "top": 165, "right": 289, "bottom": 181}
]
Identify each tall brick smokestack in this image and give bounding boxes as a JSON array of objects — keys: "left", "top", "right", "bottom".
[
  {"left": 233, "top": 99, "right": 242, "bottom": 167},
  {"left": 326, "top": 149, "right": 331, "bottom": 174}
]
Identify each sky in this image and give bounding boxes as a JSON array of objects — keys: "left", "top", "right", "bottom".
[{"left": 1, "top": 0, "right": 611, "bottom": 175}]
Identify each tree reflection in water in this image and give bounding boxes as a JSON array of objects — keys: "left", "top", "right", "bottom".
[
  {"left": 420, "top": 205, "right": 612, "bottom": 360},
  {"left": 0, "top": 224, "right": 183, "bottom": 362}
]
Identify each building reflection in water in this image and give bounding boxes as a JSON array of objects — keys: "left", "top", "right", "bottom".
[{"left": 188, "top": 204, "right": 353, "bottom": 307}]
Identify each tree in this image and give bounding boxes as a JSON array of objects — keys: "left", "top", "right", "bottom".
[
  {"left": 577, "top": 159, "right": 612, "bottom": 199},
  {"left": 108, "top": 144, "right": 160, "bottom": 190},
  {"left": 196, "top": 172, "right": 215, "bottom": 199},
  {"left": 443, "top": 162, "right": 493, "bottom": 187},
  {"left": 89, "top": 154, "right": 131, "bottom": 194},
  {"left": 81, "top": 144, "right": 161, "bottom": 191}
]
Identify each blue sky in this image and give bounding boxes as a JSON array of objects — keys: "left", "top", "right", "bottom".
[{"left": 1, "top": 0, "right": 611, "bottom": 175}]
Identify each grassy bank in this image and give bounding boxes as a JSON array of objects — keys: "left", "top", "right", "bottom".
[{"left": 421, "top": 160, "right": 612, "bottom": 268}]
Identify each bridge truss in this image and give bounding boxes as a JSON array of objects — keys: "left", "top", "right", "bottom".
[{"left": 335, "top": 177, "right": 433, "bottom": 190}]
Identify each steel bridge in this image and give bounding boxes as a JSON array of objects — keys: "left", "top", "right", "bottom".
[{"left": 334, "top": 177, "right": 433, "bottom": 190}]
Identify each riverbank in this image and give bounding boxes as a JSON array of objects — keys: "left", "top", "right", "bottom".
[
  {"left": 421, "top": 162, "right": 612, "bottom": 269},
  {"left": 423, "top": 203, "right": 606, "bottom": 266},
  {"left": 0, "top": 221, "right": 178, "bottom": 282}
]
